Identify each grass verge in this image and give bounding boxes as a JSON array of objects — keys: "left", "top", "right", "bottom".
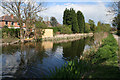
[{"left": 49, "top": 34, "right": 120, "bottom": 79}]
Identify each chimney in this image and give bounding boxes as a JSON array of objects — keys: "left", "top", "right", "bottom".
[{"left": 10, "top": 14, "right": 14, "bottom": 19}]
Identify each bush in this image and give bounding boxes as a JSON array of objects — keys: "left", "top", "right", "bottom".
[
  {"left": 48, "top": 25, "right": 72, "bottom": 35},
  {"left": 2, "top": 27, "right": 20, "bottom": 38},
  {"left": 60, "top": 25, "right": 72, "bottom": 34}
]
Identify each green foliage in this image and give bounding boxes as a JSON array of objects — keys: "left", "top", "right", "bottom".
[
  {"left": 35, "top": 22, "right": 47, "bottom": 29},
  {"left": 70, "top": 8, "right": 79, "bottom": 33},
  {"left": 2, "top": 27, "right": 20, "bottom": 38},
  {"left": 48, "top": 25, "right": 72, "bottom": 34},
  {"left": 63, "top": 8, "right": 80, "bottom": 33},
  {"left": 49, "top": 34, "right": 119, "bottom": 78},
  {"left": 50, "top": 17, "right": 58, "bottom": 27},
  {"left": 112, "top": 14, "right": 120, "bottom": 35},
  {"left": 60, "top": 25, "right": 72, "bottom": 34},
  {"left": 95, "top": 21, "right": 111, "bottom": 32},
  {"left": 0, "top": 29, "right": 2, "bottom": 39},
  {"left": 63, "top": 8, "right": 72, "bottom": 25},
  {"left": 88, "top": 19, "right": 96, "bottom": 32},
  {"left": 77, "top": 11, "right": 85, "bottom": 33},
  {"left": 91, "top": 34, "right": 118, "bottom": 66},
  {"left": 50, "top": 59, "right": 92, "bottom": 78},
  {"left": 85, "top": 23, "right": 91, "bottom": 33}
]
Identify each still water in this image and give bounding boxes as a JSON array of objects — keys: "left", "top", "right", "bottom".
[{"left": 1, "top": 33, "right": 105, "bottom": 78}]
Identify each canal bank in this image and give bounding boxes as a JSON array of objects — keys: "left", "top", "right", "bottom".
[
  {"left": 50, "top": 34, "right": 120, "bottom": 78},
  {"left": 1, "top": 33, "right": 93, "bottom": 46},
  {"left": 113, "top": 34, "right": 120, "bottom": 69}
]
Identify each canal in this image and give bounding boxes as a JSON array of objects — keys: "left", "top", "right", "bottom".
[{"left": 1, "top": 33, "right": 106, "bottom": 78}]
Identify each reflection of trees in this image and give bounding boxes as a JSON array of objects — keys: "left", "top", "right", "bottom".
[
  {"left": 2, "top": 44, "right": 20, "bottom": 54},
  {"left": 52, "top": 43, "right": 61, "bottom": 52},
  {"left": 62, "top": 39, "right": 85, "bottom": 60},
  {"left": 14, "top": 42, "right": 48, "bottom": 77},
  {"left": 62, "top": 36, "right": 96, "bottom": 60},
  {"left": 84, "top": 37, "right": 94, "bottom": 46}
]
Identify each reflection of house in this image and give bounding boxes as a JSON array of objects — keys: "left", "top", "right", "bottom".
[
  {"left": 42, "top": 41, "right": 53, "bottom": 50},
  {"left": 0, "top": 14, "right": 26, "bottom": 28}
]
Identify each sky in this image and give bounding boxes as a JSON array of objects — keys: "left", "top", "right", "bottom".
[
  {"left": 0, "top": 0, "right": 118, "bottom": 25},
  {"left": 39, "top": 1, "right": 115, "bottom": 25}
]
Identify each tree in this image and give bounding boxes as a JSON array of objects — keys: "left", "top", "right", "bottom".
[
  {"left": 63, "top": 8, "right": 67, "bottom": 25},
  {"left": 77, "top": 11, "right": 85, "bottom": 33},
  {"left": 63, "top": 8, "right": 80, "bottom": 33},
  {"left": 71, "top": 8, "right": 79, "bottom": 33},
  {"left": 95, "top": 21, "right": 102, "bottom": 32},
  {"left": 88, "top": 19, "right": 96, "bottom": 32},
  {"left": 112, "top": 14, "right": 120, "bottom": 34},
  {"left": 1, "top": 0, "right": 45, "bottom": 42},
  {"left": 95, "top": 21, "right": 111, "bottom": 32},
  {"left": 50, "top": 17, "right": 58, "bottom": 27},
  {"left": 85, "top": 23, "right": 90, "bottom": 33},
  {"left": 63, "top": 8, "right": 72, "bottom": 25},
  {"left": 108, "top": 1, "right": 119, "bottom": 15},
  {"left": 108, "top": 1, "right": 120, "bottom": 35}
]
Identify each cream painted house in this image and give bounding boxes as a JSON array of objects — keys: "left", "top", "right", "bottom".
[{"left": 42, "top": 29, "right": 53, "bottom": 38}]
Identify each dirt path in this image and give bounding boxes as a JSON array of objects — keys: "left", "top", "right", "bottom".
[
  {"left": 113, "top": 34, "right": 120, "bottom": 70},
  {"left": 113, "top": 34, "right": 119, "bottom": 43}
]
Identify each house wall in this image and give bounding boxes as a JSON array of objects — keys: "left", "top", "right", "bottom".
[
  {"left": 0, "top": 22, "right": 1, "bottom": 27},
  {"left": 0, "top": 21, "right": 26, "bottom": 28},
  {"left": 42, "top": 29, "right": 53, "bottom": 38}
]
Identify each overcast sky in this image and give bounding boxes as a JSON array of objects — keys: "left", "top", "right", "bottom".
[{"left": 39, "top": 1, "right": 114, "bottom": 25}]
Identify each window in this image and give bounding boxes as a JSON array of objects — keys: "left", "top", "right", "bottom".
[
  {"left": 17, "top": 22, "right": 20, "bottom": 25},
  {"left": 5, "top": 21, "right": 8, "bottom": 25},
  {"left": 11, "top": 22, "right": 14, "bottom": 25}
]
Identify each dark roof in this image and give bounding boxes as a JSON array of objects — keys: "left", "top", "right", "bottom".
[{"left": 0, "top": 15, "right": 17, "bottom": 22}]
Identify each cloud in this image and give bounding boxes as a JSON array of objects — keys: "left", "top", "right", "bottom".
[{"left": 39, "top": 2, "right": 114, "bottom": 25}]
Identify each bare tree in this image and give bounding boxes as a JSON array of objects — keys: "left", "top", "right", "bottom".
[
  {"left": 108, "top": 2, "right": 118, "bottom": 15},
  {"left": 108, "top": 1, "right": 120, "bottom": 35},
  {"left": 1, "top": 0, "right": 45, "bottom": 42}
]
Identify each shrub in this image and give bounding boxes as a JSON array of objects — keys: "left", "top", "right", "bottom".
[
  {"left": 2, "top": 27, "right": 20, "bottom": 38},
  {"left": 48, "top": 25, "right": 72, "bottom": 35},
  {"left": 60, "top": 25, "right": 72, "bottom": 34}
]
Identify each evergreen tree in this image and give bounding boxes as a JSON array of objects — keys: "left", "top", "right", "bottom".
[
  {"left": 88, "top": 19, "right": 96, "bottom": 32},
  {"left": 66, "top": 9, "right": 72, "bottom": 25},
  {"left": 50, "top": 17, "right": 58, "bottom": 27},
  {"left": 63, "top": 8, "right": 73, "bottom": 26},
  {"left": 63, "top": 8, "right": 79, "bottom": 33},
  {"left": 71, "top": 8, "right": 79, "bottom": 33},
  {"left": 77, "top": 11, "right": 85, "bottom": 33},
  {"left": 85, "top": 23, "right": 90, "bottom": 33},
  {"left": 63, "top": 8, "right": 67, "bottom": 25}
]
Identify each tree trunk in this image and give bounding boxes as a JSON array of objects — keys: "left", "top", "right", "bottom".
[
  {"left": 34, "top": 29, "right": 37, "bottom": 40},
  {"left": 20, "top": 28, "right": 24, "bottom": 43}
]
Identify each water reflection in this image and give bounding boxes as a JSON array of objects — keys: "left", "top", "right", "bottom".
[
  {"left": 62, "top": 38, "right": 85, "bottom": 60},
  {"left": 1, "top": 33, "right": 107, "bottom": 78}
]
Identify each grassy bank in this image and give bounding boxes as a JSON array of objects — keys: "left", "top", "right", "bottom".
[{"left": 49, "top": 34, "right": 120, "bottom": 78}]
